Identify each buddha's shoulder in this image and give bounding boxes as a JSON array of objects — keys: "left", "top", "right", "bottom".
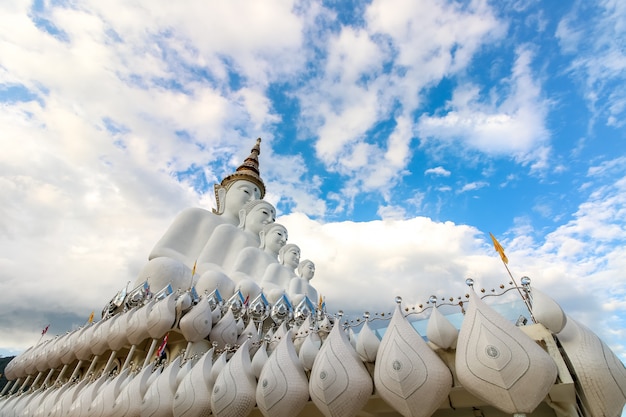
[{"left": 173, "top": 207, "right": 218, "bottom": 222}]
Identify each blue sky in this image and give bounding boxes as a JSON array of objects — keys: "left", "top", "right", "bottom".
[{"left": 0, "top": 0, "right": 625, "bottom": 374}]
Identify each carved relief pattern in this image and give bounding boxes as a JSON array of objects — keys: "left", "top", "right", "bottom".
[
  {"left": 256, "top": 330, "right": 309, "bottom": 417},
  {"left": 179, "top": 296, "right": 213, "bottom": 342},
  {"left": 210, "top": 341, "right": 257, "bottom": 417},
  {"left": 455, "top": 291, "right": 557, "bottom": 414},
  {"left": 147, "top": 293, "right": 178, "bottom": 339},
  {"left": 309, "top": 322, "right": 373, "bottom": 417},
  {"left": 374, "top": 304, "right": 452, "bottom": 417},
  {"left": 172, "top": 348, "right": 214, "bottom": 417}
]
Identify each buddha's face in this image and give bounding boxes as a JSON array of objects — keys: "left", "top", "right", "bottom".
[
  {"left": 224, "top": 180, "right": 261, "bottom": 215},
  {"left": 282, "top": 246, "right": 301, "bottom": 269},
  {"left": 265, "top": 226, "right": 288, "bottom": 254},
  {"left": 246, "top": 203, "right": 276, "bottom": 234},
  {"left": 300, "top": 262, "right": 315, "bottom": 280}
]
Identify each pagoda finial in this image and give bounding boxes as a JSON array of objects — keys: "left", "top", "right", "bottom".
[{"left": 213, "top": 138, "right": 266, "bottom": 214}]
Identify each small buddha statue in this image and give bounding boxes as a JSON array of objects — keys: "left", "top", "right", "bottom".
[
  {"left": 231, "top": 223, "right": 288, "bottom": 300},
  {"left": 260, "top": 243, "right": 301, "bottom": 303},
  {"left": 288, "top": 259, "right": 318, "bottom": 305}
]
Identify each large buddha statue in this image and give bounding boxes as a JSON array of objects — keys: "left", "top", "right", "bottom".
[{"left": 134, "top": 139, "right": 266, "bottom": 293}]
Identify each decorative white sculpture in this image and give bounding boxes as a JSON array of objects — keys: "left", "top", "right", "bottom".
[
  {"left": 530, "top": 286, "right": 567, "bottom": 334},
  {"left": 355, "top": 319, "right": 380, "bottom": 363},
  {"left": 251, "top": 342, "right": 269, "bottom": 380},
  {"left": 111, "top": 364, "right": 161, "bottom": 417},
  {"left": 146, "top": 292, "right": 178, "bottom": 340},
  {"left": 88, "top": 367, "right": 131, "bottom": 417},
  {"left": 179, "top": 294, "right": 214, "bottom": 343},
  {"left": 210, "top": 341, "right": 257, "bottom": 417},
  {"left": 141, "top": 356, "right": 192, "bottom": 417},
  {"left": 135, "top": 139, "right": 265, "bottom": 293},
  {"left": 260, "top": 243, "right": 301, "bottom": 303},
  {"left": 309, "top": 321, "right": 373, "bottom": 417},
  {"left": 172, "top": 348, "right": 215, "bottom": 417},
  {"left": 256, "top": 330, "right": 310, "bottom": 417},
  {"left": 455, "top": 290, "right": 558, "bottom": 414},
  {"left": 231, "top": 223, "right": 288, "bottom": 300},
  {"left": 558, "top": 317, "right": 626, "bottom": 417},
  {"left": 196, "top": 200, "right": 276, "bottom": 274},
  {"left": 425, "top": 305, "right": 458, "bottom": 350},
  {"left": 374, "top": 301, "right": 452, "bottom": 417},
  {"left": 288, "top": 259, "right": 319, "bottom": 306},
  {"left": 208, "top": 309, "right": 238, "bottom": 349},
  {"left": 150, "top": 139, "right": 265, "bottom": 267},
  {"left": 194, "top": 200, "right": 277, "bottom": 298},
  {"left": 4, "top": 139, "right": 626, "bottom": 417}
]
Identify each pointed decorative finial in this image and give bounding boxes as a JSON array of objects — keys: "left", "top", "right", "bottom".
[{"left": 213, "top": 138, "right": 266, "bottom": 214}]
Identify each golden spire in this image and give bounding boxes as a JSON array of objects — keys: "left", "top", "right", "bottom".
[{"left": 213, "top": 138, "right": 266, "bottom": 213}]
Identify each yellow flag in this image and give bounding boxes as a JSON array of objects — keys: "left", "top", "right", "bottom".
[
  {"left": 88, "top": 311, "right": 95, "bottom": 324},
  {"left": 318, "top": 294, "right": 323, "bottom": 310},
  {"left": 191, "top": 260, "right": 197, "bottom": 277},
  {"left": 489, "top": 232, "right": 508, "bottom": 264}
]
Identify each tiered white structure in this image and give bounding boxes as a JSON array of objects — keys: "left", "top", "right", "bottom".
[{"left": 1, "top": 139, "right": 625, "bottom": 417}]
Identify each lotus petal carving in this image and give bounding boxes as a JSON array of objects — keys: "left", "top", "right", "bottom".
[
  {"left": 374, "top": 303, "right": 452, "bottom": 417},
  {"left": 355, "top": 320, "right": 380, "bottom": 363},
  {"left": 210, "top": 340, "right": 257, "bottom": 417},
  {"left": 179, "top": 296, "right": 213, "bottom": 342},
  {"left": 455, "top": 290, "right": 557, "bottom": 414},
  {"left": 309, "top": 321, "right": 373, "bottom": 417},
  {"left": 172, "top": 348, "right": 214, "bottom": 417},
  {"left": 426, "top": 306, "right": 458, "bottom": 350},
  {"left": 256, "top": 330, "right": 309, "bottom": 417}
]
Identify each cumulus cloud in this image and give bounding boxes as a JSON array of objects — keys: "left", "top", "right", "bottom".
[
  {"left": 417, "top": 47, "right": 551, "bottom": 169},
  {"left": 425, "top": 166, "right": 451, "bottom": 177},
  {"left": 296, "top": 0, "right": 505, "bottom": 200}
]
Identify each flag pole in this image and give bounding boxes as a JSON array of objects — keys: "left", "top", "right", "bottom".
[
  {"left": 188, "top": 260, "right": 197, "bottom": 290},
  {"left": 37, "top": 324, "right": 50, "bottom": 344},
  {"left": 489, "top": 233, "right": 536, "bottom": 323},
  {"left": 501, "top": 260, "right": 536, "bottom": 323}
]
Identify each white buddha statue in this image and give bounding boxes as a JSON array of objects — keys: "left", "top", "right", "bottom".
[
  {"left": 260, "top": 243, "right": 301, "bottom": 303},
  {"left": 134, "top": 139, "right": 266, "bottom": 293},
  {"left": 231, "top": 223, "right": 288, "bottom": 299},
  {"left": 288, "top": 259, "right": 318, "bottom": 305},
  {"left": 195, "top": 199, "right": 276, "bottom": 275},
  {"left": 192, "top": 200, "right": 276, "bottom": 298},
  {"left": 150, "top": 138, "right": 265, "bottom": 268}
]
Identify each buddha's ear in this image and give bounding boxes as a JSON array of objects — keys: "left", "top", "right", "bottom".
[
  {"left": 237, "top": 209, "right": 246, "bottom": 229},
  {"left": 258, "top": 230, "right": 266, "bottom": 249},
  {"left": 212, "top": 185, "right": 226, "bottom": 215}
]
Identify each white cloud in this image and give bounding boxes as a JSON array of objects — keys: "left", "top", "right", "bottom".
[
  {"left": 556, "top": 0, "right": 626, "bottom": 128},
  {"left": 297, "top": 0, "right": 504, "bottom": 200},
  {"left": 458, "top": 181, "right": 489, "bottom": 193},
  {"left": 417, "top": 47, "right": 551, "bottom": 168},
  {"left": 425, "top": 166, "right": 451, "bottom": 177}
]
